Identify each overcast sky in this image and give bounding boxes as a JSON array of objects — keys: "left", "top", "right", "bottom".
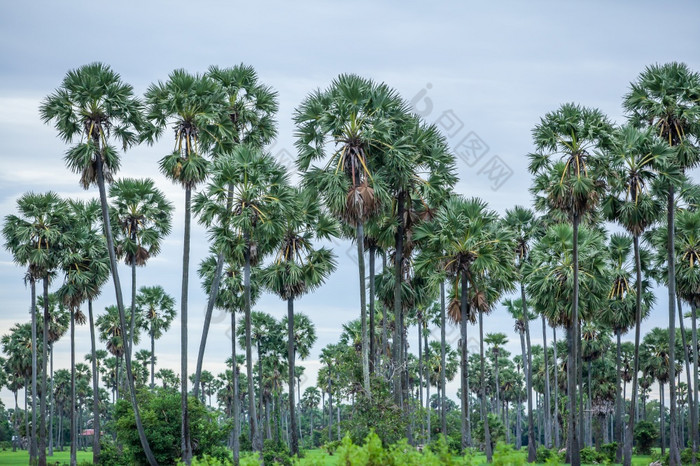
[{"left": 1, "top": 1, "right": 699, "bottom": 409}]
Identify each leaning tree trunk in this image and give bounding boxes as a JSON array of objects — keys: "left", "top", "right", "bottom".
[
  {"left": 541, "top": 313, "right": 552, "bottom": 448},
  {"left": 88, "top": 300, "right": 100, "bottom": 463},
  {"left": 70, "top": 308, "right": 76, "bottom": 466},
  {"left": 479, "top": 310, "right": 493, "bottom": 462},
  {"left": 40, "top": 277, "right": 49, "bottom": 466},
  {"left": 567, "top": 214, "right": 581, "bottom": 465},
  {"left": 243, "top": 233, "right": 262, "bottom": 455},
  {"left": 357, "top": 221, "right": 370, "bottom": 398},
  {"left": 95, "top": 155, "right": 157, "bottom": 466},
  {"left": 521, "top": 282, "right": 536, "bottom": 461},
  {"left": 287, "top": 297, "right": 299, "bottom": 455},
  {"left": 460, "top": 271, "right": 470, "bottom": 449},
  {"left": 667, "top": 186, "right": 681, "bottom": 465},
  {"left": 440, "top": 280, "right": 447, "bottom": 437},
  {"left": 231, "top": 311, "right": 240, "bottom": 465}
]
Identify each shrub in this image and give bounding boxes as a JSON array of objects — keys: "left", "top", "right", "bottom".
[
  {"left": 344, "top": 377, "right": 407, "bottom": 446},
  {"left": 492, "top": 442, "right": 526, "bottom": 466},
  {"left": 536, "top": 445, "right": 557, "bottom": 463},
  {"left": 474, "top": 413, "right": 505, "bottom": 453},
  {"left": 263, "top": 439, "right": 292, "bottom": 466},
  {"left": 600, "top": 442, "right": 617, "bottom": 463},
  {"left": 98, "top": 437, "right": 133, "bottom": 466},
  {"left": 681, "top": 448, "right": 698, "bottom": 465},
  {"left": 634, "top": 420, "right": 658, "bottom": 455},
  {"left": 579, "top": 446, "right": 604, "bottom": 464},
  {"left": 322, "top": 439, "right": 341, "bottom": 455}
]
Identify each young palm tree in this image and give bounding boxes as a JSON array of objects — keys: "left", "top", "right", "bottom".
[
  {"left": 144, "top": 69, "right": 231, "bottom": 463},
  {"left": 528, "top": 103, "right": 614, "bottom": 465},
  {"left": 3, "top": 191, "right": 68, "bottom": 465},
  {"left": 624, "top": 62, "right": 700, "bottom": 466},
  {"left": 135, "top": 286, "right": 175, "bottom": 388},
  {"left": 503, "top": 205, "right": 540, "bottom": 461},
  {"left": 40, "top": 62, "right": 157, "bottom": 465},
  {"left": 192, "top": 65, "right": 278, "bottom": 402},
  {"left": 109, "top": 178, "right": 173, "bottom": 358},
  {"left": 262, "top": 187, "right": 337, "bottom": 454},
  {"left": 196, "top": 145, "right": 288, "bottom": 454},
  {"left": 602, "top": 122, "right": 673, "bottom": 466},
  {"left": 295, "top": 74, "right": 407, "bottom": 395}
]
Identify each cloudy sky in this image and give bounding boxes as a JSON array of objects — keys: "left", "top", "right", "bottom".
[{"left": 1, "top": 0, "right": 699, "bottom": 409}]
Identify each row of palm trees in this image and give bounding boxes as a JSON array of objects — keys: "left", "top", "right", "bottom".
[{"left": 1, "top": 60, "right": 699, "bottom": 466}]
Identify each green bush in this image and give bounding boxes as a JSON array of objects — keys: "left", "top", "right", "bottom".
[
  {"left": 633, "top": 420, "right": 658, "bottom": 455},
  {"left": 474, "top": 413, "right": 505, "bottom": 453},
  {"left": 536, "top": 445, "right": 557, "bottom": 463},
  {"left": 322, "top": 439, "right": 341, "bottom": 455},
  {"left": 492, "top": 442, "right": 526, "bottom": 466},
  {"left": 600, "top": 442, "right": 617, "bottom": 463},
  {"left": 681, "top": 448, "right": 698, "bottom": 465},
  {"left": 263, "top": 439, "right": 292, "bottom": 466},
  {"left": 344, "top": 377, "right": 407, "bottom": 446},
  {"left": 114, "top": 387, "right": 228, "bottom": 465},
  {"left": 579, "top": 446, "right": 604, "bottom": 464},
  {"left": 98, "top": 437, "right": 133, "bottom": 466}
]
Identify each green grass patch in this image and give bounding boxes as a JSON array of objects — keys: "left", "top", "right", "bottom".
[{"left": 0, "top": 449, "right": 93, "bottom": 465}]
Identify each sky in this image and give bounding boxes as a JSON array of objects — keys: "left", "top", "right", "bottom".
[{"left": 1, "top": 0, "right": 699, "bottom": 410}]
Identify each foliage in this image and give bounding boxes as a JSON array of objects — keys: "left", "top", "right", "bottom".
[
  {"left": 536, "top": 445, "right": 558, "bottom": 463},
  {"left": 491, "top": 442, "right": 527, "bottom": 465},
  {"left": 343, "top": 377, "right": 407, "bottom": 446},
  {"left": 474, "top": 413, "right": 505, "bottom": 453},
  {"left": 263, "top": 439, "right": 292, "bottom": 466},
  {"left": 98, "top": 437, "right": 133, "bottom": 466},
  {"left": 633, "top": 420, "right": 658, "bottom": 455},
  {"left": 579, "top": 446, "right": 605, "bottom": 464},
  {"left": 599, "top": 442, "right": 617, "bottom": 463},
  {"left": 114, "top": 388, "right": 228, "bottom": 465}
]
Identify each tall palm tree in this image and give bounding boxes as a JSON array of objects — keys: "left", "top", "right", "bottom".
[
  {"left": 295, "top": 74, "right": 406, "bottom": 396},
  {"left": 3, "top": 191, "right": 68, "bottom": 466},
  {"left": 414, "top": 196, "right": 515, "bottom": 460},
  {"left": 144, "top": 69, "right": 231, "bottom": 463},
  {"left": 193, "top": 144, "right": 288, "bottom": 454},
  {"left": 503, "top": 205, "right": 540, "bottom": 461},
  {"left": 624, "top": 62, "right": 700, "bottom": 466},
  {"left": 109, "top": 178, "right": 172, "bottom": 358},
  {"left": 40, "top": 62, "right": 157, "bottom": 465},
  {"left": 135, "top": 286, "right": 175, "bottom": 388},
  {"left": 602, "top": 122, "right": 673, "bottom": 466},
  {"left": 192, "top": 65, "right": 278, "bottom": 404},
  {"left": 262, "top": 187, "right": 337, "bottom": 455},
  {"left": 528, "top": 103, "right": 613, "bottom": 465}
]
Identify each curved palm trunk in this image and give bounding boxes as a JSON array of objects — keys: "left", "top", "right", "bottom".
[
  {"left": 30, "top": 279, "right": 37, "bottom": 464},
  {"left": 667, "top": 187, "right": 681, "bottom": 466},
  {"left": 479, "top": 310, "right": 493, "bottom": 461},
  {"left": 541, "top": 314, "right": 552, "bottom": 448},
  {"left": 88, "top": 300, "right": 100, "bottom": 463},
  {"left": 231, "top": 311, "right": 240, "bottom": 465},
  {"left": 521, "top": 283, "right": 536, "bottom": 461},
  {"left": 40, "top": 277, "right": 49, "bottom": 466},
  {"left": 180, "top": 186, "right": 193, "bottom": 464},
  {"left": 287, "top": 297, "right": 299, "bottom": 455},
  {"left": 243, "top": 234, "right": 261, "bottom": 455},
  {"left": 566, "top": 214, "right": 581, "bottom": 465},
  {"left": 70, "top": 309, "right": 76, "bottom": 466},
  {"left": 440, "top": 281, "right": 447, "bottom": 437},
  {"left": 357, "top": 222, "right": 370, "bottom": 398},
  {"left": 95, "top": 155, "right": 157, "bottom": 466},
  {"left": 615, "top": 331, "right": 623, "bottom": 462}
]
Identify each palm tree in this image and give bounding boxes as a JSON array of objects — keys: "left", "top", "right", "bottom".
[
  {"left": 194, "top": 144, "right": 288, "bottom": 454},
  {"left": 109, "top": 178, "right": 173, "bottom": 358},
  {"left": 623, "top": 62, "right": 700, "bottom": 466},
  {"left": 414, "top": 196, "right": 515, "bottom": 460},
  {"left": 3, "top": 191, "right": 68, "bottom": 465},
  {"left": 262, "top": 187, "right": 337, "bottom": 454},
  {"left": 301, "top": 387, "right": 321, "bottom": 447},
  {"left": 40, "top": 62, "right": 157, "bottom": 465},
  {"left": 485, "top": 333, "right": 509, "bottom": 420},
  {"left": 97, "top": 305, "right": 140, "bottom": 399},
  {"left": 503, "top": 205, "right": 539, "bottom": 461},
  {"left": 144, "top": 69, "right": 231, "bottom": 464},
  {"left": 295, "top": 74, "right": 406, "bottom": 396},
  {"left": 602, "top": 122, "right": 673, "bottom": 465},
  {"left": 136, "top": 286, "right": 175, "bottom": 388},
  {"left": 1, "top": 323, "right": 34, "bottom": 453},
  {"left": 528, "top": 103, "right": 613, "bottom": 465}
]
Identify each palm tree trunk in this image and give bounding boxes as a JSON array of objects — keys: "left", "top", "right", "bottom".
[
  {"left": 616, "top": 331, "right": 623, "bottom": 462},
  {"left": 393, "top": 193, "right": 405, "bottom": 406},
  {"left": 667, "top": 186, "right": 682, "bottom": 466},
  {"left": 521, "top": 283, "right": 536, "bottom": 461},
  {"left": 70, "top": 309, "right": 76, "bottom": 466},
  {"left": 460, "top": 271, "right": 470, "bottom": 449},
  {"left": 150, "top": 330, "right": 156, "bottom": 389},
  {"left": 87, "top": 300, "right": 100, "bottom": 463},
  {"left": 328, "top": 370, "right": 333, "bottom": 442},
  {"left": 231, "top": 312, "right": 240, "bottom": 466},
  {"left": 518, "top": 327, "right": 527, "bottom": 449},
  {"left": 180, "top": 185, "right": 193, "bottom": 464},
  {"left": 552, "top": 326, "right": 560, "bottom": 448},
  {"left": 336, "top": 400, "right": 341, "bottom": 441},
  {"left": 578, "top": 329, "right": 584, "bottom": 448},
  {"left": 29, "top": 279, "right": 37, "bottom": 463},
  {"left": 95, "top": 152, "right": 157, "bottom": 466},
  {"left": 661, "top": 382, "right": 666, "bottom": 456},
  {"left": 243, "top": 233, "right": 261, "bottom": 455},
  {"left": 357, "top": 222, "right": 370, "bottom": 398},
  {"left": 541, "top": 314, "right": 552, "bottom": 448},
  {"left": 692, "top": 302, "right": 699, "bottom": 463},
  {"left": 516, "top": 390, "right": 522, "bottom": 450},
  {"left": 128, "top": 255, "right": 137, "bottom": 360},
  {"left": 440, "top": 280, "right": 447, "bottom": 437},
  {"left": 49, "top": 345, "right": 54, "bottom": 456},
  {"left": 479, "top": 310, "right": 493, "bottom": 462},
  {"left": 369, "top": 245, "right": 376, "bottom": 373},
  {"left": 287, "top": 297, "right": 299, "bottom": 455},
  {"left": 424, "top": 320, "right": 431, "bottom": 443},
  {"left": 39, "top": 277, "right": 49, "bottom": 466},
  {"left": 677, "top": 295, "right": 695, "bottom": 461},
  {"left": 24, "top": 375, "right": 30, "bottom": 454},
  {"left": 418, "top": 316, "right": 423, "bottom": 417},
  {"left": 567, "top": 213, "right": 581, "bottom": 465}
]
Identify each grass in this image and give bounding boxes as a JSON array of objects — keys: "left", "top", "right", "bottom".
[{"left": 0, "top": 449, "right": 93, "bottom": 465}]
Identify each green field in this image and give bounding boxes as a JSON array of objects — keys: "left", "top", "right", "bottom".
[{"left": 0, "top": 449, "right": 92, "bottom": 465}]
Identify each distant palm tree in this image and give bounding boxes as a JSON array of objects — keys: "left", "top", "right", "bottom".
[
  {"left": 40, "top": 62, "right": 156, "bottom": 466},
  {"left": 135, "top": 286, "right": 175, "bottom": 388}
]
